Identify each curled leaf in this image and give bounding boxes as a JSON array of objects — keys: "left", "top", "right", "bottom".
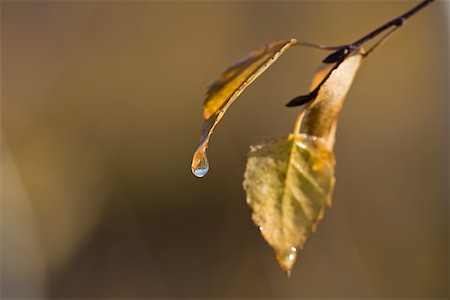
[
  {"left": 244, "top": 134, "right": 335, "bottom": 276},
  {"left": 244, "top": 49, "right": 364, "bottom": 275},
  {"left": 203, "top": 39, "right": 298, "bottom": 119},
  {"left": 300, "top": 49, "right": 363, "bottom": 140},
  {"left": 191, "top": 39, "right": 298, "bottom": 177}
]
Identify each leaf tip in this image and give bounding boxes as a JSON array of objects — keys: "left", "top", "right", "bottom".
[{"left": 275, "top": 246, "right": 298, "bottom": 276}]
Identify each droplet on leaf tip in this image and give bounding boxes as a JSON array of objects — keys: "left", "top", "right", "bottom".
[
  {"left": 276, "top": 246, "right": 298, "bottom": 276},
  {"left": 192, "top": 154, "right": 209, "bottom": 178},
  {"left": 288, "top": 247, "right": 297, "bottom": 261}
]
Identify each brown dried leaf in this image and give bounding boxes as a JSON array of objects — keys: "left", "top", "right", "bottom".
[
  {"left": 191, "top": 39, "right": 298, "bottom": 176},
  {"left": 300, "top": 49, "right": 363, "bottom": 142}
]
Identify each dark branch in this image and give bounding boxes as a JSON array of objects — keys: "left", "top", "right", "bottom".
[
  {"left": 287, "top": 0, "right": 435, "bottom": 107},
  {"left": 352, "top": 0, "right": 434, "bottom": 48}
]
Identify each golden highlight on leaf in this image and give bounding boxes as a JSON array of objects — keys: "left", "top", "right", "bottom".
[
  {"left": 243, "top": 134, "right": 335, "bottom": 275},
  {"left": 300, "top": 49, "right": 363, "bottom": 142},
  {"left": 191, "top": 39, "right": 298, "bottom": 177},
  {"left": 203, "top": 39, "right": 298, "bottom": 119}
]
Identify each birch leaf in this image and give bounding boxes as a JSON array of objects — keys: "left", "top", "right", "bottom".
[
  {"left": 191, "top": 39, "right": 298, "bottom": 177},
  {"left": 244, "top": 49, "right": 363, "bottom": 276},
  {"left": 244, "top": 134, "right": 335, "bottom": 276}
]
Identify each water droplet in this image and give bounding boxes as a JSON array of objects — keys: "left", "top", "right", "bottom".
[
  {"left": 296, "top": 141, "right": 308, "bottom": 149},
  {"left": 276, "top": 246, "right": 298, "bottom": 277},
  {"left": 258, "top": 226, "right": 264, "bottom": 232},
  {"left": 193, "top": 154, "right": 209, "bottom": 177},
  {"left": 288, "top": 247, "right": 297, "bottom": 261}
]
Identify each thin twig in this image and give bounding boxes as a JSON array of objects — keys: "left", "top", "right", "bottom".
[
  {"left": 353, "top": 0, "right": 434, "bottom": 48},
  {"left": 287, "top": 0, "right": 435, "bottom": 107},
  {"left": 362, "top": 26, "right": 399, "bottom": 58},
  {"left": 296, "top": 41, "right": 345, "bottom": 51}
]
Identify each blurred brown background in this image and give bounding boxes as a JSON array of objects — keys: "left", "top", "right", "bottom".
[{"left": 1, "top": 1, "right": 448, "bottom": 298}]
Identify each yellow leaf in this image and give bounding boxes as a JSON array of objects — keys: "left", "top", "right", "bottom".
[
  {"left": 192, "top": 39, "right": 298, "bottom": 177},
  {"left": 243, "top": 134, "right": 335, "bottom": 276},
  {"left": 244, "top": 49, "right": 364, "bottom": 275}
]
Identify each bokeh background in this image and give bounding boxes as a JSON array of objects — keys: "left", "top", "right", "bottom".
[{"left": 1, "top": 1, "right": 449, "bottom": 298}]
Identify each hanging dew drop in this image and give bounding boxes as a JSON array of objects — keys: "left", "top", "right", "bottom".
[
  {"left": 276, "top": 246, "right": 298, "bottom": 277},
  {"left": 193, "top": 154, "right": 209, "bottom": 177},
  {"left": 288, "top": 247, "right": 297, "bottom": 262}
]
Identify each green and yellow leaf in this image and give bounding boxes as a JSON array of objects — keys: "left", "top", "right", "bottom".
[
  {"left": 191, "top": 39, "right": 298, "bottom": 176},
  {"left": 244, "top": 49, "right": 364, "bottom": 275},
  {"left": 243, "top": 134, "right": 335, "bottom": 276}
]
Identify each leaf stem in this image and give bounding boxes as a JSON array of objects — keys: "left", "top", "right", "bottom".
[
  {"left": 362, "top": 26, "right": 398, "bottom": 58},
  {"left": 296, "top": 41, "right": 345, "bottom": 51},
  {"left": 293, "top": 110, "right": 303, "bottom": 135}
]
